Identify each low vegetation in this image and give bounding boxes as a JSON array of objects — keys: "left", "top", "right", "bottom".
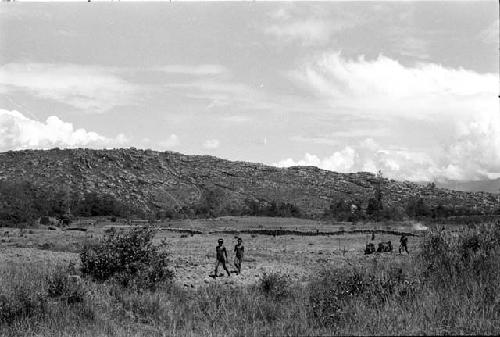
[
  {"left": 1, "top": 224, "right": 499, "bottom": 336},
  {"left": 80, "top": 226, "right": 174, "bottom": 290}
]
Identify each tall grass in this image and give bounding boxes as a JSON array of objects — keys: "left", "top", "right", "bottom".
[{"left": 1, "top": 224, "right": 499, "bottom": 336}]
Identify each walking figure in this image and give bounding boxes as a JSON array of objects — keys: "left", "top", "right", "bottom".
[
  {"left": 233, "top": 237, "right": 245, "bottom": 275},
  {"left": 214, "top": 238, "right": 230, "bottom": 277},
  {"left": 399, "top": 234, "right": 409, "bottom": 254}
]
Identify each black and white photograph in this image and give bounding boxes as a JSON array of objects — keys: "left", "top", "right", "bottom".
[{"left": 0, "top": 0, "right": 499, "bottom": 335}]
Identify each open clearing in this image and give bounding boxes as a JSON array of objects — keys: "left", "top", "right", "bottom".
[{"left": 0, "top": 216, "right": 423, "bottom": 289}]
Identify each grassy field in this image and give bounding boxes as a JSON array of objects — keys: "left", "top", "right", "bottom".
[
  {"left": 1, "top": 216, "right": 499, "bottom": 336},
  {"left": 0, "top": 217, "right": 421, "bottom": 289}
]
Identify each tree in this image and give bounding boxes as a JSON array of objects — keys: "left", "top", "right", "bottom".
[
  {"left": 194, "top": 186, "right": 225, "bottom": 217},
  {"left": 406, "top": 197, "right": 430, "bottom": 218},
  {"left": 366, "top": 171, "right": 384, "bottom": 221}
]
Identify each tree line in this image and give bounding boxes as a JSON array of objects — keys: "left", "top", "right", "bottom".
[{"left": 0, "top": 179, "right": 497, "bottom": 225}]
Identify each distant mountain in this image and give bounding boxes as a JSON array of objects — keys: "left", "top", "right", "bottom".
[
  {"left": 435, "top": 179, "right": 500, "bottom": 194},
  {"left": 0, "top": 148, "right": 499, "bottom": 217}
]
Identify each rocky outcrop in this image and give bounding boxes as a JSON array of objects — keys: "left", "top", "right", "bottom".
[{"left": 0, "top": 148, "right": 499, "bottom": 217}]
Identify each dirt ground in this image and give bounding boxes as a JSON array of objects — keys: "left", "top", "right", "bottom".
[{"left": 0, "top": 216, "right": 423, "bottom": 289}]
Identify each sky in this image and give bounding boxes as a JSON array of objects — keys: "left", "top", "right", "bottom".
[{"left": 0, "top": 1, "right": 498, "bottom": 182}]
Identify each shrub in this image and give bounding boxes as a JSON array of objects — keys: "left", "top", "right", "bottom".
[
  {"left": 80, "top": 226, "right": 174, "bottom": 290},
  {"left": 258, "top": 272, "right": 291, "bottom": 300}
]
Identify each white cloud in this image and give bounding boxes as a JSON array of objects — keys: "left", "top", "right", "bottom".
[
  {"left": 264, "top": 5, "right": 359, "bottom": 47},
  {"left": 202, "top": 139, "right": 220, "bottom": 149},
  {"left": 276, "top": 147, "right": 357, "bottom": 172},
  {"left": 295, "top": 53, "right": 497, "bottom": 105},
  {"left": 158, "top": 134, "right": 179, "bottom": 149},
  {"left": 275, "top": 140, "right": 431, "bottom": 180},
  {"left": 0, "top": 63, "right": 136, "bottom": 113},
  {"left": 265, "top": 20, "right": 334, "bottom": 46},
  {"left": 166, "top": 79, "right": 275, "bottom": 112},
  {"left": 0, "top": 109, "right": 128, "bottom": 151},
  {"left": 289, "top": 52, "right": 500, "bottom": 181},
  {"left": 278, "top": 132, "right": 500, "bottom": 182},
  {"left": 159, "top": 64, "right": 228, "bottom": 76}
]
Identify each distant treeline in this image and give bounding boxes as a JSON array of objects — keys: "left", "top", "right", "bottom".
[
  {"left": 0, "top": 180, "right": 303, "bottom": 224},
  {"left": 0, "top": 180, "right": 145, "bottom": 224},
  {"left": 0, "top": 180, "right": 498, "bottom": 225},
  {"left": 157, "top": 191, "right": 303, "bottom": 220},
  {"left": 322, "top": 195, "right": 500, "bottom": 222}
]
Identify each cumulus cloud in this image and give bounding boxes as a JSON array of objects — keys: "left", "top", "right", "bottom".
[
  {"left": 202, "top": 139, "right": 220, "bottom": 149},
  {"left": 287, "top": 53, "right": 499, "bottom": 180},
  {"left": 0, "top": 63, "right": 136, "bottom": 113},
  {"left": 276, "top": 147, "right": 357, "bottom": 172},
  {"left": 0, "top": 109, "right": 128, "bottom": 151},
  {"left": 158, "top": 134, "right": 180, "bottom": 149},
  {"left": 275, "top": 139, "right": 439, "bottom": 181}
]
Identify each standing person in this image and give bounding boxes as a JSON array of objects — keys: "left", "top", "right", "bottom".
[
  {"left": 233, "top": 237, "right": 245, "bottom": 275},
  {"left": 399, "top": 234, "right": 409, "bottom": 254},
  {"left": 214, "top": 238, "right": 230, "bottom": 277}
]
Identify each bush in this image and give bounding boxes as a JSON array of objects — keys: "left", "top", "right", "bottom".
[
  {"left": 258, "top": 272, "right": 291, "bottom": 300},
  {"left": 80, "top": 226, "right": 174, "bottom": 290}
]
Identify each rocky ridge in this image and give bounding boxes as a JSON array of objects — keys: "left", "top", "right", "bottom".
[{"left": 0, "top": 148, "right": 499, "bottom": 217}]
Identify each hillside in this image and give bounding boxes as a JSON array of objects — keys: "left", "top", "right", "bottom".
[
  {"left": 0, "top": 148, "right": 499, "bottom": 218},
  {"left": 435, "top": 178, "right": 500, "bottom": 194}
]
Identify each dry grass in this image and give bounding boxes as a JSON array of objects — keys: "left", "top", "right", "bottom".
[
  {"left": 1, "top": 218, "right": 499, "bottom": 336},
  {"left": 1, "top": 217, "right": 419, "bottom": 289}
]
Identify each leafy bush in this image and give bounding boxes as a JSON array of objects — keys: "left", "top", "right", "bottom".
[{"left": 80, "top": 226, "right": 174, "bottom": 290}]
